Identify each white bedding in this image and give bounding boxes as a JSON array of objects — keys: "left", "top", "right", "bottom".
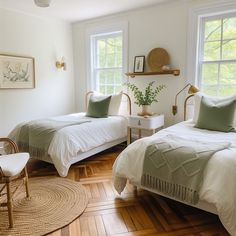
[
  {"left": 9, "top": 113, "right": 127, "bottom": 177},
  {"left": 113, "top": 121, "right": 236, "bottom": 236}
]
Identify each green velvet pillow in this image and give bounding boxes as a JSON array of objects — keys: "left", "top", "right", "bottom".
[
  {"left": 86, "top": 95, "right": 111, "bottom": 118},
  {"left": 195, "top": 96, "right": 236, "bottom": 132}
]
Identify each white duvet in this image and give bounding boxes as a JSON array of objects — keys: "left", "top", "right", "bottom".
[
  {"left": 9, "top": 113, "right": 127, "bottom": 177},
  {"left": 113, "top": 121, "right": 236, "bottom": 236}
]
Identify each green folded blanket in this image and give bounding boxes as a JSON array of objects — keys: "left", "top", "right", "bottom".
[
  {"left": 141, "top": 135, "right": 230, "bottom": 204},
  {"left": 17, "top": 119, "right": 90, "bottom": 158}
]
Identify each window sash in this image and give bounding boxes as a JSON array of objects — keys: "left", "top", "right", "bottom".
[
  {"left": 91, "top": 31, "right": 124, "bottom": 95},
  {"left": 198, "top": 13, "right": 236, "bottom": 96}
]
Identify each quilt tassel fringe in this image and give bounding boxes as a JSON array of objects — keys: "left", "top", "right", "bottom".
[{"left": 141, "top": 174, "right": 199, "bottom": 204}]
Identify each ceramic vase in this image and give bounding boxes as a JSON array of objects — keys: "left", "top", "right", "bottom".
[{"left": 138, "top": 105, "right": 153, "bottom": 116}]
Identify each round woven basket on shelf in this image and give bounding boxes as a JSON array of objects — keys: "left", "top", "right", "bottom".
[{"left": 147, "top": 48, "right": 170, "bottom": 72}]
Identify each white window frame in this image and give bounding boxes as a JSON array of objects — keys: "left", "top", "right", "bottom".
[
  {"left": 198, "top": 12, "right": 236, "bottom": 95},
  {"left": 91, "top": 31, "right": 123, "bottom": 94},
  {"left": 187, "top": 0, "right": 236, "bottom": 89},
  {"left": 86, "top": 21, "right": 128, "bottom": 93}
]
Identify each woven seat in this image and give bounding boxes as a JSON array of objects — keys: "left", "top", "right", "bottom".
[{"left": 0, "top": 138, "right": 30, "bottom": 228}]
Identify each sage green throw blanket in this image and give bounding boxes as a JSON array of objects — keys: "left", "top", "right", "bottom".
[
  {"left": 141, "top": 135, "right": 230, "bottom": 204},
  {"left": 17, "top": 119, "right": 90, "bottom": 158}
]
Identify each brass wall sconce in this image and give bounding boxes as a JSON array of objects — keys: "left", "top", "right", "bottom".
[
  {"left": 172, "top": 83, "right": 199, "bottom": 115},
  {"left": 56, "top": 57, "right": 66, "bottom": 70}
]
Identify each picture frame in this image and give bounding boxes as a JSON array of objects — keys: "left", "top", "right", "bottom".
[
  {"left": 134, "top": 56, "right": 145, "bottom": 73},
  {"left": 0, "top": 54, "right": 35, "bottom": 89}
]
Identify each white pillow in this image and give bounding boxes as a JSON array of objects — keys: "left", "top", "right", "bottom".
[
  {"left": 108, "top": 92, "right": 122, "bottom": 115},
  {"left": 193, "top": 92, "right": 236, "bottom": 125},
  {"left": 89, "top": 92, "right": 122, "bottom": 116}
]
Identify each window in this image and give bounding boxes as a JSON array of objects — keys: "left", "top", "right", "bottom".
[
  {"left": 89, "top": 24, "right": 127, "bottom": 95},
  {"left": 198, "top": 14, "right": 236, "bottom": 96}
]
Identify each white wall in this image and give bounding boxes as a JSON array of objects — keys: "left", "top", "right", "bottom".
[
  {"left": 0, "top": 9, "right": 75, "bottom": 136},
  {"left": 72, "top": 0, "right": 221, "bottom": 127}
]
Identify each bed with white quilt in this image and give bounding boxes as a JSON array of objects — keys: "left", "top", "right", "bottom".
[
  {"left": 8, "top": 92, "right": 131, "bottom": 177},
  {"left": 113, "top": 92, "right": 236, "bottom": 236}
]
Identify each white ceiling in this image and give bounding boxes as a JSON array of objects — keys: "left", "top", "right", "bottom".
[{"left": 0, "top": 0, "right": 173, "bottom": 23}]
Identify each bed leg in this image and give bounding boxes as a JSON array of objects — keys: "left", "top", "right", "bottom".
[{"left": 133, "top": 185, "right": 138, "bottom": 196}]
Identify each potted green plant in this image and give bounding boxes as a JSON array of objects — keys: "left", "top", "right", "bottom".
[{"left": 126, "top": 81, "right": 166, "bottom": 116}]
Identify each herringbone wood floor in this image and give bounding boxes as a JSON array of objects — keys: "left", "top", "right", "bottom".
[{"left": 27, "top": 144, "right": 229, "bottom": 236}]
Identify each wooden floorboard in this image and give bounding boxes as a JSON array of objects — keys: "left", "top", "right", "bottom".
[{"left": 26, "top": 144, "right": 229, "bottom": 236}]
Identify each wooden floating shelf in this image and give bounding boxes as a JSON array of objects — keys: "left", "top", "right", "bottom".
[{"left": 125, "top": 69, "right": 180, "bottom": 78}]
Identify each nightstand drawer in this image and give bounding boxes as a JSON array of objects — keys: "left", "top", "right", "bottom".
[{"left": 128, "top": 114, "right": 164, "bottom": 129}]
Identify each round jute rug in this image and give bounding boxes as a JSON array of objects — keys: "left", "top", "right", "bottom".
[{"left": 0, "top": 177, "right": 88, "bottom": 236}]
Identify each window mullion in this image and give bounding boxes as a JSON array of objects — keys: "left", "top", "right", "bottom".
[
  {"left": 104, "top": 38, "right": 108, "bottom": 94},
  {"left": 105, "top": 38, "right": 108, "bottom": 69},
  {"left": 198, "top": 17, "right": 205, "bottom": 89},
  {"left": 94, "top": 38, "right": 98, "bottom": 91},
  {"left": 202, "top": 59, "right": 236, "bottom": 64},
  {"left": 216, "top": 18, "right": 223, "bottom": 96},
  {"left": 95, "top": 67, "right": 122, "bottom": 70},
  {"left": 204, "top": 37, "right": 236, "bottom": 43}
]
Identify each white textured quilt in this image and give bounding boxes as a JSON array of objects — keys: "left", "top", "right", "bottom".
[
  {"left": 113, "top": 121, "right": 236, "bottom": 236},
  {"left": 9, "top": 113, "right": 127, "bottom": 177}
]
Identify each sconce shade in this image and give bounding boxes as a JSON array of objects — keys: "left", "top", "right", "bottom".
[
  {"left": 172, "top": 83, "right": 199, "bottom": 115},
  {"left": 188, "top": 85, "right": 199, "bottom": 94}
]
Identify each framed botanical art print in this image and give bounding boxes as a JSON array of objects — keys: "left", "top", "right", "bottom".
[
  {"left": 133, "top": 56, "right": 145, "bottom": 73},
  {"left": 0, "top": 54, "right": 35, "bottom": 89}
]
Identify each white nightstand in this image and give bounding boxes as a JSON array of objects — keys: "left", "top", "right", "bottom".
[{"left": 127, "top": 114, "right": 164, "bottom": 145}]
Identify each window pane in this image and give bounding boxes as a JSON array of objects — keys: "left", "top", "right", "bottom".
[
  {"left": 98, "top": 53, "right": 106, "bottom": 68},
  {"left": 202, "top": 63, "right": 218, "bottom": 85},
  {"left": 106, "top": 85, "right": 114, "bottom": 95},
  {"left": 107, "top": 71, "right": 114, "bottom": 84},
  {"left": 116, "top": 53, "right": 122, "bottom": 67},
  {"left": 98, "top": 40, "right": 106, "bottom": 53},
  {"left": 98, "top": 71, "right": 106, "bottom": 84},
  {"left": 97, "top": 40, "right": 106, "bottom": 68},
  {"left": 114, "top": 86, "right": 122, "bottom": 93},
  {"left": 107, "top": 38, "right": 115, "bottom": 54},
  {"left": 220, "top": 63, "right": 236, "bottom": 84},
  {"left": 219, "top": 85, "right": 236, "bottom": 96},
  {"left": 204, "top": 20, "right": 221, "bottom": 41},
  {"left": 99, "top": 85, "right": 106, "bottom": 94},
  {"left": 223, "top": 17, "right": 236, "bottom": 40},
  {"left": 203, "top": 41, "right": 220, "bottom": 61},
  {"left": 114, "top": 70, "right": 122, "bottom": 84},
  {"left": 116, "top": 38, "right": 122, "bottom": 66},
  {"left": 202, "top": 85, "right": 218, "bottom": 96},
  {"left": 107, "top": 53, "right": 115, "bottom": 67},
  {"left": 115, "top": 37, "right": 122, "bottom": 47},
  {"left": 222, "top": 39, "right": 236, "bottom": 60}
]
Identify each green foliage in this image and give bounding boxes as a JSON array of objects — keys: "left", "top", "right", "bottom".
[{"left": 126, "top": 81, "right": 166, "bottom": 106}]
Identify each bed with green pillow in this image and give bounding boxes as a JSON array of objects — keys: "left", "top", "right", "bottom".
[
  {"left": 8, "top": 91, "right": 130, "bottom": 177},
  {"left": 112, "top": 92, "right": 236, "bottom": 236}
]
